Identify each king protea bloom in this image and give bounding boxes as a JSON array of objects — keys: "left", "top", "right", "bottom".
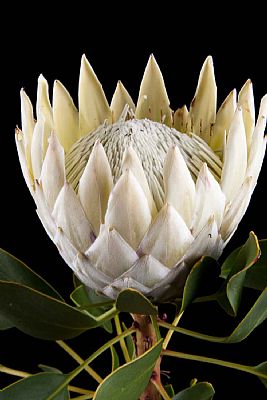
[{"left": 16, "top": 55, "right": 266, "bottom": 300}]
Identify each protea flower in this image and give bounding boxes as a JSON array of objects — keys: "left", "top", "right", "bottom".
[{"left": 16, "top": 55, "right": 266, "bottom": 301}]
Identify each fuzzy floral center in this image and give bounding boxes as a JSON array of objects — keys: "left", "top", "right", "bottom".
[{"left": 65, "top": 118, "right": 222, "bottom": 208}]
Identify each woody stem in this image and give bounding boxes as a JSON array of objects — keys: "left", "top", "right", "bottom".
[{"left": 132, "top": 314, "right": 161, "bottom": 400}]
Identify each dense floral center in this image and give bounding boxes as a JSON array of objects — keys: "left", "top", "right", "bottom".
[{"left": 66, "top": 119, "right": 222, "bottom": 208}]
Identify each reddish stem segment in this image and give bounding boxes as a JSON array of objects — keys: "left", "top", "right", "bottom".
[{"left": 132, "top": 314, "right": 161, "bottom": 400}]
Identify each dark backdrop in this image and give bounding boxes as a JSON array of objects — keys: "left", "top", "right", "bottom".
[{"left": 0, "top": 7, "right": 266, "bottom": 400}]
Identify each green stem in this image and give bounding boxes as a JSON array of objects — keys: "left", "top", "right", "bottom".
[
  {"left": 70, "top": 394, "right": 94, "bottom": 400},
  {"left": 93, "top": 305, "right": 118, "bottom": 321},
  {"left": 66, "top": 386, "right": 93, "bottom": 396},
  {"left": 114, "top": 314, "right": 131, "bottom": 363},
  {"left": 193, "top": 293, "right": 218, "bottom": 303},
  {"left": 159, "top": 321, "right": 226, "bottom": 343},
  {"left": 152, "top": 380, "right": 172, "bottom": 400},
  {"left": 0, "top": 365, "right": 30, "bottom": 378},
  {"left": 172, "top": 293, "right": 218, "bottom": 306},
  {"left": 56, "top": 340, "right": 103, "bottom": 383},
  {"left": 0, "top": 365, "right": 93, "bottom": 395},
  {"left": 151, "top": 315, "right": 162, "bottom": 341},
  {"left": 46, "top": 327, "right": 136, "bottom": 400},
  {"left": 162, "top": 312, "right": 183, "bottom": 350},
  {"left": 163, "top": 350, "right": 267, "bottom": 380}
]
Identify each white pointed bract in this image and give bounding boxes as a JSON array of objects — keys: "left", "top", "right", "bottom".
[
  {"left": 40, "top": 133, "right": 65, "bottom": 211},
  {"left": 173, "top": 105, "right": 189, "bottom": 133},
  {"left": 79, "top": 55, "right": 111, "bottom": 136},
  {"left": 122, "top": 146, "right": 157, "bottom": 218},
  {"left": 36, "top": 75, "right": 53, "bottom": 158},
  {"left": 136, "top": 55, "right": 172, "bottom": 125},
  {"left": 105, "top": 170, "right": 152, "bottom": 249},
  {"left": 189, "top": 56, "right": 217, "bottom": 143},
  {"left": 220, "top": 107, "right": 247, "bottom": 201},
  {"left": 210, "top": 89, "right": 237, "bottom": 155},
  {"left": 238, "top": 79, "right": 255, "bottom": 152},
  {"left": 16, "top": 55, "right": 266, "bottom": 301},
  {"left": 53, "top": 80, "right": 80, "bottom": 152},
  {"left": 78, "top": 140, "right": 113, "bottom": 235},
  {"left": 163, "top": 145, "right": 195, "bottom": 227},
  {"left": 111, "top": 81, "right": 135, "bottom": 122}
]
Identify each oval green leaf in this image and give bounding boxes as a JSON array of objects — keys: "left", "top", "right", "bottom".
[
  {"left": 244, "top": 239, "right": 267, "bottom": 290},
  {"left": 0, "top": 281, "right": 113, "bottom": 340},
  {"left": 93, "top": 340, "right": 162, "bottom": 400},
  {"left": 181, "top": 256, "right": 218, "bottom": 313},
  {"left": 224, "top": 287, "right": 267, "bottom": 343},
  {"left": 110, "top": 345, "right": 120, "bottom": 371},
  {"left": 38, "top": 365, "right": 63, "bottom": 374},
  {"left": 218, "top": 232, "right": 260, "bottom": 315},
  {"left": 172, "top": 382, "right": 215, "bottom": 400},
  {"left": 116, "top": 289, "right": 158, "bottom": 316},
  {"left": 0, "top": 315, "right": 13, "bottom": 330},
  {"left": 71, "top": 285, "right": 113, "bottom": 333},
  {"left": 254, "top": 362, "right": 267, "bottom": 388},
  {"left": 0, "top": 373, "right": 69, "bottom": 400},
  {"left": 0, "top": 248, "right": 63, "bottom": 300},
  {"left": 220, "top": 232, "right": 260, "bottom": 279}
]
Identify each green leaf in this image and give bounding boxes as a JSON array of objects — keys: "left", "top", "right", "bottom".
[
  {"left": 163, "top": 287, "right": 267, "bottom": 344},
  {"left": 71, "top": 286, "right": 113, "bottom": 309},
  {"left": 172, "top": 382, "right": 215, "bottom": 399},
  {"left": 218, "top": 232, "right": 260, "bottom": 315},
  {"left": 93, "top": 340, "right": 162, "bottom": 400},
  {"left": 110, "top": 346, "right": 120, "bottom": 371},
  {"left": 181, "top": 256, "right": 218, "bottom": 313},
  {"left": 38, "top": 365, "right": 63, "bottom": 374},
  {"left": 116, "top": 289, "right": 158, "bottom": 316},
  {"left": 254, "top": 362, "right": 267, "bottom": 388},
  {"left": 220, "top": 232, "right": 260, "bottom": 279},
  {"left": 224, "top": 288, "right": 267, "bottom": 343},
  {"left": 122, "top": 322, "right": 136, "bottom": 359},
  {"left": 220, "top": 248, "right": 239, "bottom": 280},
  {"left": 0, "top": 315, "right": 13, "bottom": 330},
  {"left": 0, "top": 373, "right": 69, "bottom": 400},
  {"left": 244, "top": 239, "right": 267, "bottom": 290},
  {"left": 71, "top": 285, "right": 113, "bottom": 333},
  {"left": 0, "top": 248, "right": 63, "bottom": 301},
  {"left": 164, "top": 384, "right": 175, "bottom": 397},
  {"left": 0, "top": 281, "right": 115, "bottom": 340}
]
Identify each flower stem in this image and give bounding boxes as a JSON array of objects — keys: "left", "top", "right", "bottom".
[
  {"left": 56, "top": 340, "right": 103, "bottom": 384},
  {"left": 163, "top": 350, "right": 267, "bottom": 380},
  {"left": 70, "top": 395, "right": 94, "bottom": 400},
  {"left": 159, "top": 321, "right": 226, "bottom": 343},
  {"left": 0, "top": 365, "right": 30, "bottom": 378},
  {"left": 93, "top": 305, "right": 118, "bottom": 322},
  {"left": 132, "top": 314, "right": 161, "bottom": 400},
  {"left": 162, "top": 311, "right": 183, "bottom": 350},
  {"left": 46, "top": 327, "right": 136, "bottom": 399},
  {"left": 0, "top": 365, "right": 93, "bottom": 395},
  {"left": 114, "top": 314, "right": 131, "bottom": 363}
]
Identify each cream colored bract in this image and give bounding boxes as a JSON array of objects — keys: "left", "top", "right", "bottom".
[{"left": 16, "top": 55, "right": 266, "bottom": 300}]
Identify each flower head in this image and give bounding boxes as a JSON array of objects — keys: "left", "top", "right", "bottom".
[{"left": 16, "top": 55, "right": 266, "bottom": 300}]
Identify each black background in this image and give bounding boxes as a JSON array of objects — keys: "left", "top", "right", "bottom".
[{"left": 0, "top": 7, "right": 266, "bottom": 399}]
